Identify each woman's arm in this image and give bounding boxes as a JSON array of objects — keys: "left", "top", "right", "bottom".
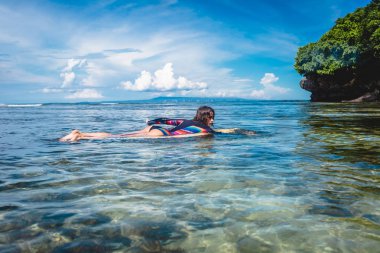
[
  {"left": 214, "top": 128, "right": 256, "bottom": 135},
  {"left": 147, "top": 118, "right": 184, "bottom": 126}
]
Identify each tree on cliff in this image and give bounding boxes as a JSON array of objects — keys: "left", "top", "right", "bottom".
[
  {"left": 294, "top": 0, "right": 380, "bottom": 101},
  {"left": 294, "top": 0, "right": 380, "bottom": 76}
]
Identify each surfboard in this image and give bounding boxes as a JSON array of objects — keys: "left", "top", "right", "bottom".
[
  {"left": 111, "top": 128, "right": 256, "bottom": 139},
  {"left": 111, "top": 132, "right": 211, "bottom": 139},
  {"left": 60, "top": 128, "right": 256, "bottom": 142}
]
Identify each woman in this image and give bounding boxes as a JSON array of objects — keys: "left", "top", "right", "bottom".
[{"left": 59, "top": 106, "right": 216, "bottom": 142}]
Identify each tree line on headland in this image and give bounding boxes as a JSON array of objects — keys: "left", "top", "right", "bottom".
[{"left": 294, "top": 0, "right": 380, "bottom": 102}]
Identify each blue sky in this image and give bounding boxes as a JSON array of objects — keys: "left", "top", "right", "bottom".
[{"left": 0, "top": 0, "right": 371, "bottom": 103}]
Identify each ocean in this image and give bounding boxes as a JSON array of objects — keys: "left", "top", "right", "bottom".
[{"left": 0, "top": 100, "right": 379, "bottom": 252}]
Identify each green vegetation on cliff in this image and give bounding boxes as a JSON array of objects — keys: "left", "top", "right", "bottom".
[{"left": 294, "top": 0, "right": 380, "bottom": 76}]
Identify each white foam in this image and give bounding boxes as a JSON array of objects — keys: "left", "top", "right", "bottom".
[{"left": 6, "top": 104, "right": 43, "bottom": 107}]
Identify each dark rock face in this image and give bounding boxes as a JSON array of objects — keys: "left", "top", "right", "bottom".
[
  {"left": 300, "top": 77, "right": 380, "bottom": 102},
  {"left": 299, "top": 58, "right": 380, "bottom": 102},
  {"left": 295, "top": 0, "right": 380, "bottom": 102}
]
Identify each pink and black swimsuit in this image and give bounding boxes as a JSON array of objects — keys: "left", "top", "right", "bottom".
[{"left": 147, "top": 118, "right": 215, "bottom": 136}]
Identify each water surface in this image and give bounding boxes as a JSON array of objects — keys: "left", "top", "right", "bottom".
[{"left": 0, "top": 101, "right": 379, "bottom": 252}]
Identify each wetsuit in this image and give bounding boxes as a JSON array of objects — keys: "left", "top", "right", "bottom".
[{"left": 147, "top": 118, "right": 215, "bottom": 136}]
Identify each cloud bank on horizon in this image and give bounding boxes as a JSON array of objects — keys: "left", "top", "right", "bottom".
[{"left": 0, "top": 0, "right": 372, "bottom": 102}]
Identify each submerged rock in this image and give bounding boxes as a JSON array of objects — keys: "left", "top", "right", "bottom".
[
  {"left": 52, "top": 240, "right": 108, "bottom": 253},
  {"left": 308, "top": 204, "right": 353, "bottom": 217},
  {"left": 237, "top": 236, "right": 278, "bottom": 253}
]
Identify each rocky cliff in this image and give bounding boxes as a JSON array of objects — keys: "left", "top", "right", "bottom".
[{"left": 295, "top": 0, "right": 380, "bottom": 102}]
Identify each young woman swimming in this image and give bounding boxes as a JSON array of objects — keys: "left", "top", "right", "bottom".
[{"left": 59, "top": 106, "right": 216, "bottom": 142}]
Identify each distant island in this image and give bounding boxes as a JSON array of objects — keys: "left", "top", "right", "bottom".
[
  {"left": 148, "top": 96, "right": 248, "bottom": 102},
  {"left": 294, "top": 0, "right": 380, "bottom": 102}
]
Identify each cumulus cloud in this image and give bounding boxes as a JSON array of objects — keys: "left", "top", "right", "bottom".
[
  {"left": 65, "top": 89, "right": 103, "bottom": 99},
  {"left": 250, "top": 73, "right": 290, "bottom": 99},
  {"left": 60, "top": 59, "right": 87, "bottom": 88},
  {"left": 121, "top": 63, "right": 207, "bottom": 92},
  {"left": 260, "top": 73, "right": 279, "bottom": 85}
]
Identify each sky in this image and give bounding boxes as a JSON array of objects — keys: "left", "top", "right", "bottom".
[{"left": 0, "top": 0, "right": 372, "bottom": 103}]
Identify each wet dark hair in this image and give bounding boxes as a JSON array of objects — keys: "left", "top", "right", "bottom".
[{"left": 193, "top": 106, "right": 215, "bottom": 125}]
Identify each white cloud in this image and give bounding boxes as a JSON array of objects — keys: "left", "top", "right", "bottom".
[
  {"left": 42, "top": 88, "right": 62, "bottom": 93},
  {"left": 266, "top": 84, "right": 289, "bottom": 94},
  {"left": 60, "top": 59, "right": 87, "bottom": 88},
  {"left": 250, "top": 89, "right": 268, "bottom": 99},
  {"left": 63, "top": 59, "right": 86, "bottom": 72},
  {"left": 121, "top": 63, "right": 207, "bottom": 92},
  {"left": 60, "top": 72, "right": 76, "bottom": 87},
  {"left": 260, "top": 73, "right": 279, "bottom": 85},
  {"left": 65, "top": 89, "right": 103, "bottom": 99},
  {"left": 233, "top": 78, "right": 252, "bottom": 83},
  {"left": 121, "top": 70, "right": 152, "bottom": 91},
  {"left": 81, "top": 60, "right": 119, "bottom": 87},
  {"left": 251, "top": 73, "right": 290, "bottom": 99}
]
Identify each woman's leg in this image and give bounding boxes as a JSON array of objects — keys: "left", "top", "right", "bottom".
[
  {"left": 60, "top": 126, "right": 166, "bottom": 142},
  {"left": 79, "top": 132, "right": 112, "bottom": 139},
  {"left": 59, "top": 130, "right": 112, "bottom": 142},
  {"left": 59, "top": 130, "right": 81, "bottom": 142}
]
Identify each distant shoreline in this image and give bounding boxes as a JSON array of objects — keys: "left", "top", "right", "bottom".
[{"left": 0, "top": 97, "right": 309, "bottom": 106}]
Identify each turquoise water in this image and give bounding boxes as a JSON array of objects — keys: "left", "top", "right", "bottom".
[{"left": 0, "top": 101, "right": 379, "bottom": 252}]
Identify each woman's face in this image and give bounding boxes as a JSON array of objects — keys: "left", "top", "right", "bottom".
[{"left": 207, "top": 114, "right": 214, "bottom": 127}]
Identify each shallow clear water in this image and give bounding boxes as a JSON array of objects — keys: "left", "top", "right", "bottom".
[{"left": 0, "top": 101, "right": 379, "bottom": 252}]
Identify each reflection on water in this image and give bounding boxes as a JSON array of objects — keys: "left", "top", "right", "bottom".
[
  {"left": 294, "top": 103, "right": 380, "bottom": 245},
  {"left": 0, "top": 101, "right": 379, "bottom": 252},
  {"left": 300, "top": 103, "right": 380, "bottom": 164}
]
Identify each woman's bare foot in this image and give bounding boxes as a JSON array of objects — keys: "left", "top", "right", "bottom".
[{"left": 59, "top": 130, "right": 81, "bottom": 142}]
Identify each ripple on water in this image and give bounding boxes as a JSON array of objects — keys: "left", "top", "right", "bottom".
[{"left": 0, "top": 101, "right": 379, "bottom": 252}]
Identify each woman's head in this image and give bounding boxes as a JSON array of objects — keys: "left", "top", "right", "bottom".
[{"left": 193, "top": 106, "right": 215, "bottom": 126}]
